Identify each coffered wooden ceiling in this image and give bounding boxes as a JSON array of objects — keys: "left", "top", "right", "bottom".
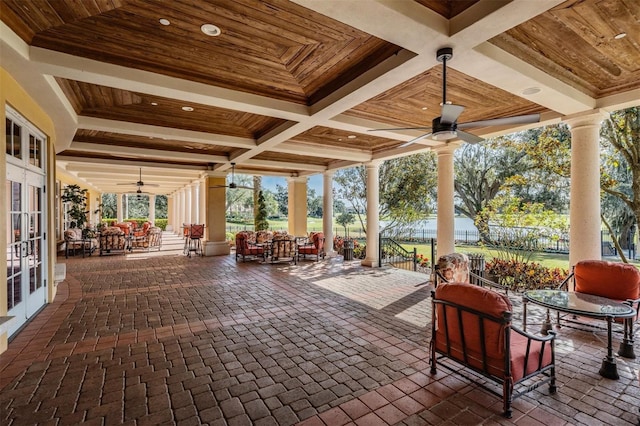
[{"left": 1, "top": 0, "right": 639, "bottom": 195}]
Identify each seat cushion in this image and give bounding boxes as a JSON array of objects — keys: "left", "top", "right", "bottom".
[{"left": 575, "top": 260, "right": 640, "bottom": 301}]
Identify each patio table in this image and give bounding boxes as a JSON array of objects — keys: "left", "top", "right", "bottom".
[{"left": 523, "top": 289, "right": 635, "bottom": 380}]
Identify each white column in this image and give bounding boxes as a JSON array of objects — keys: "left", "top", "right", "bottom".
[
  {"left": 117, "top": 193, "right": 124, "bottom": 223},
  {"left": 323, "top": 171, "right": 336, "bottom": 256},
  {"left": 362, "top": 160, "right": 381, "bottom": 267},
  {"left": 199, "top": 178, "right": 207, "bottom": 233},
  {"left": 191, "top": 182, "right": 199, "bottom": 224},
  {"left": 184, "top": 185, "right": 192, "bottom": 226},
  {"left": 191, "top": 181, "right": 201, "bottom": 223},
  {"left": 166, "top": 195, "right": 174, "bottom": 232},
  {"left": 124, "top": 194, "right": 129, "bottom": 221},
  {"left": 287, "top": 176, "right": 308, "bottom": 237},
  {"left": 204, "top": 171, "right": 231, "bottom": 256},
  {"left": 565, "top": 110, "right": 606, "bottom": 266},
  {"left": 176, "top": 189, "right": 184, "bottom": 235},
  {"left": 148, "top": 194, "right": 156, "bottom": 225},
  {"left": 436, "top": 146, "right": 456, "bottom": 259}
]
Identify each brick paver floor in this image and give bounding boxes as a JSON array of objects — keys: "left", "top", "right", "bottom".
[{"left": 1, "top": 247, "right": 639, "bottom": 425}]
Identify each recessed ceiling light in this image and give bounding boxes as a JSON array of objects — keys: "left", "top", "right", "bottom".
[
  {"left": 614, "top": 32, "right": 627, "bottom": 40},
  {"left": 181, "top": 106, "right": 194, "bottom": 112},
  {"left": 159, "top": 18, "right": 170, "bottom": 26},
  {"left": 201, "top": 24, "right": 221, "bottom": 37},
  {"left": 151, "top": 102, "right": 158, "bottom": 106},
  {"left": 347, "top": 135, "right": 357, "bottom": 139},
  {"left": 338, "top": 138, "right": 343, "bottom": 142},
  {"left": 521, "top": 87, "right": 541, "bottom": 96},
  {"left": 421, "top": 107, "right": 428, "bottom": 110}
]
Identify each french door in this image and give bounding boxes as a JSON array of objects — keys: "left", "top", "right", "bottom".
[{"left": 6, "top": 107, "right": 47, "bottom": 337}]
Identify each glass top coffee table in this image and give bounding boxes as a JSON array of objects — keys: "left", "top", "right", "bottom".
[{"left": 523, "top": 290, "right": 636, "bottom": 380}]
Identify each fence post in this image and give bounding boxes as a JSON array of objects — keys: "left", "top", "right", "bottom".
[
  {"left": 378, "top": 232, "right": 382, "bottom": 267},
  {"left": 413, "top": 247, "right": 417, "bottom": 271}
]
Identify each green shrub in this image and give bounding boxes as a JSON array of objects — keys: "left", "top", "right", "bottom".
[{"left": 154, "top": 219, "right": 168, "bottom": 230}]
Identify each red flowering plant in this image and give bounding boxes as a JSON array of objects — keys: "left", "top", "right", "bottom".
[
  {"left": 416, "top": 254, "right": 430, "bottom": 268},
  {"left": 485, "top": 257, "right": 568, "bottom": 292}
]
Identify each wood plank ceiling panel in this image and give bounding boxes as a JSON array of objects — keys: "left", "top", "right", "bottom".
[
  {"left": 57, "top": 78, "right": 286, "bottom": 139},
  {"left": 289, "top": 126, "right": 401, "bottom": 151},
  {"left": 253, "top": 151, "right": 328, "bottom": 167},
  {"left": 490, "top": 0, "right": 640, "bottom": 98},
  {"left": 5, "top": 0, "right": 400, "bottom": 105},
  {"left": 345, "top": 67, "right": 548, "bottom": 129},
  {"left": 74, "top": 130, "right": 235, "bottom": 155}
]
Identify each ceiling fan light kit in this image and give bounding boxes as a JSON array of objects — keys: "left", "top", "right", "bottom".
[{"left": 370, "top": 47, "right": 540, "bottom": 146}]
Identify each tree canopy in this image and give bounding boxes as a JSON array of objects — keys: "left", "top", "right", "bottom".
[{"left": 334, "top": 153, "right": 437, "bottom": 234}]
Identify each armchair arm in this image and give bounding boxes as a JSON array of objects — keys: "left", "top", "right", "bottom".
[
  {"left": 511, "top": 326, "right": 556, "bottom": 343},
  {"left": 469, "top": 271, "right": 503, "bottom": 291},
  {"left": 556, "top": 272, "right": 574, "bottom": 291}
]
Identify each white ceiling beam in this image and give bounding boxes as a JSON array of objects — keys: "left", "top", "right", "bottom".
[
  {"left": 450, "top": 0, "right": 563, "bottom": 43},
  {"left": 68, "top": 142, "right": 227, "bottom": 163},
  {"left": 77, "top": 117, "right": 255, "bottom": 149},
  {"left": 31, "top": 47, "right": 310, "bottom": 121},
  {"left": 57, "top": 156, "right": 208, "bottom": 171},
  {"left": 243, "top": 159, "right": 326, "bottom": 172},
  {"left": 453, "top": 43, "right": 596, "bottom": 115},
  {"left": 272, "top": 141, "right": 372, "bottom": 162},
  {"left": 63, "top": 163, "right": 203, "bottom": 176}
]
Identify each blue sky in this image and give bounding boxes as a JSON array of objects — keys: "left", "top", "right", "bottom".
[{"left": 262, "top": 174, "right": 323, "bottom": 194}]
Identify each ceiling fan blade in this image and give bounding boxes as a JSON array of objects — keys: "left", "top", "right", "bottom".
[
  {"left": 399, "top": 132, "right": 434, "bottom": 148},
  {"left": 440, "top": 104, "right": 465, "bottom": 124},
  {"left": 456, "top": 130, "right": 484, "bottom": 144},
  {"left": 116, "top": 182, "right": 138, "bottom": 186},
  {"left": 458, "top": 113, "right": 540, "bottom": 129},
  {"left": 368, "top": 126, "right": 433, "bottom": 132},
  {"left": 140, "top": 183, "right": 160, "bottom": 187}
]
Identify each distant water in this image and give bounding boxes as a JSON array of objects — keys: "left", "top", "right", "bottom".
[{"left": 384, "top": 216, "right": 478, "bottom": 232}]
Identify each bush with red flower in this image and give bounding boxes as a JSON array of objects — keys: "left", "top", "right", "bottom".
[{"left": 485, "top": 257, "right": 568, "bottom": 291}]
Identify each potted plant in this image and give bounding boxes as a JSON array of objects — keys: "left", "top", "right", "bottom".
[{"left": 61, "top": 184, "right": 89, "bottom": 231}]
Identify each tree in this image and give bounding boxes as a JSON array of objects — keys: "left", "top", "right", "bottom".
[
  {"left": 101, "top": 193, "right": 117, "bottom": 219},
  {"left": 336, "top": 212, "right": 355, "bottom": 237},
  {"left": 476, "top": 193, "right": 568, "bottom": 264},
  {"left": 307, "top": 188, "right": 323, "bottom": 217},
  {"left": 600, "top": 107, "right": 640, "bottom": 254},
  {"left": 455, "top": 126, "right": 571, "bottom": 241},
  {"left": 254, "top": 190, "right": 269, "bottom": 231},
  {"left": 334, "top": 153, "right": 437, "bottom": 234},
  {"left": 274, "top": 184, "right": 288, "bottom": 216}
]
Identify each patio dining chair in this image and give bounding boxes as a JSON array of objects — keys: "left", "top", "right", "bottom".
[{"left": 185, "top": 224, "right": 205, "bottom": 257}]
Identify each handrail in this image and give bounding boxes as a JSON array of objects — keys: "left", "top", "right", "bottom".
[{"left": 379, "top": 235, "right": 417, "bottom": 271}]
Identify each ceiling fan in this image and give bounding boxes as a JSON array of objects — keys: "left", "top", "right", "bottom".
[
  {"left": 116, "top": 168, "right": 160, "bottom": 188},
  {"left": 211, "top": 163, "right": 254, "bottom": 190},
  {"left": 369, "top": 47, "right": 540, "bottom": 146}
]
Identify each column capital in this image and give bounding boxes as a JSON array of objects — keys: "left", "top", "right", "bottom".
[
  {"left": 434, "top": 144, "right": 457, "bottom": 156},
  {"left": 562, "top": 109, "right": 608, "bottom": 129},
  {"left": 287, "top": 176, "right": 308, "bottom": 184},
  {"left": 192, "top": 180, "right": 201, "bottom": 189},
  {"left": 202, "top": 170, "right": 227, "bottom": 179},
  {"left": 365, "top": 159, "right": 383, "bottom": 169},
  {"left": 323, "top": 169, "right": 336, "bottom": 178}
]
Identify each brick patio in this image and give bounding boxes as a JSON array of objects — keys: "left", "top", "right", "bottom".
[{"left": 1, "top": 244, "right": 639, "bottom": 425}]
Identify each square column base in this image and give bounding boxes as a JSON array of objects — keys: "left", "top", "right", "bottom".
[
  {"left": 204, "top": 241, "right": 231, "bottom": 256},
  {"left": 360, "top": 258, "right": 379, "bottom": 267}
]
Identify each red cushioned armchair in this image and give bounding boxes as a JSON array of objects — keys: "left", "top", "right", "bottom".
[
  {"left": 297, "top": 232, "right": 325, "bottom": 261},
  {"left": 431, "top": 283, "right": 556, "bottom": 418},
  {"left": 235, "top": 231, "right": 265, "bottom": 262},
  {"left": 557, "top": 260, "right": 640, "bottom": 338}
]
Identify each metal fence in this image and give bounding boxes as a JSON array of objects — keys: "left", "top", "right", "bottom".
[{"left": 227, "top": 224, "right": 633, "bottom": 258}]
